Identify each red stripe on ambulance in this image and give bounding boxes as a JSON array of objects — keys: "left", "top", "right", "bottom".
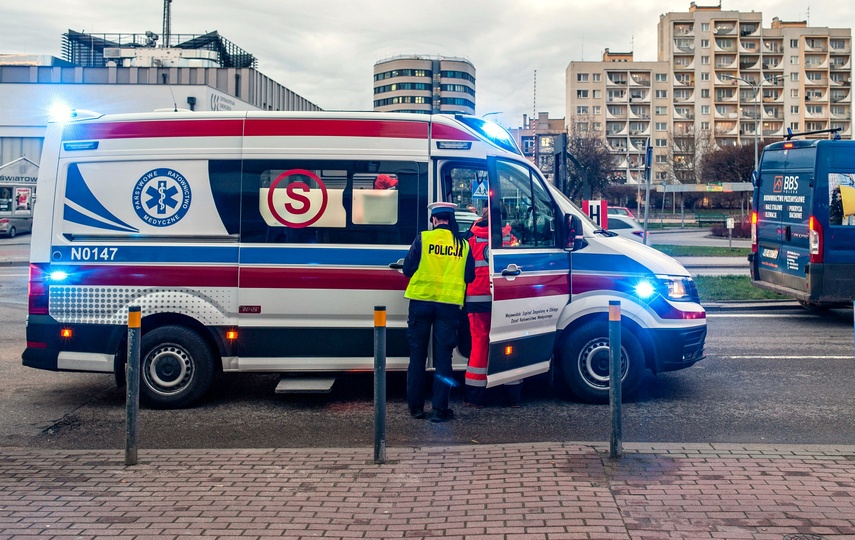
[
  {"left": 492, "top": 274, "right": 570, "bottom": 301},
  {"left": 244, "top": 119, "right": 430, "bottom": 139},
  {"left": 62, "top": 117, "right": 481, "bottom": 142},
  {"left": 62, "top": 120, "right": 243, "bottom": 141}
]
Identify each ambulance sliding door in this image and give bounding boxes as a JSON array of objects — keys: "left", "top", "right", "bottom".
[
  {"left": 485, "top": 157, "right": 569, "bottom": 386},
  {"left": 236, "top": 159, "right": 426, "bottom": 370}
]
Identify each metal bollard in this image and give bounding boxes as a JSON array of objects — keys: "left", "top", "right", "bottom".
[
  {"left": 373, "top": 306, "right": 387, "bottom": 464},
  {"left": 125, "top": 305, "right": 141, "bottom": 466},
  {"left": 609, "top": 300, "right": 622, "bottom": 459}
]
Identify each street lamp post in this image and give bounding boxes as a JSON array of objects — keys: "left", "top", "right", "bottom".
[{"left": 721, "top": 74, "right": 759, "bottom": 172}]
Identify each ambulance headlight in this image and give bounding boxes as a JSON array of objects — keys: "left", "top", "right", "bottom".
[
  {"left": 656, "top": 276, "right": 699, "bottom": 302},
  {"left": 634, "top": 276, "right": 699, "bottom": 303}
]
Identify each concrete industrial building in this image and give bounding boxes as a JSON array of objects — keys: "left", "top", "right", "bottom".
[
  {"left": 0, "top": 30, "right": 321, "bottom": 168},
  {"left": 567, "top": 2, "right": 852, "bottom": 185},
  {"left": 373, "top": 55, "right": 476, "bottom": 115}
]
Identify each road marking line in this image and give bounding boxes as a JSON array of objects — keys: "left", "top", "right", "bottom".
[{"left": 722, "top": 355, "right": 853, "bottom": 359}]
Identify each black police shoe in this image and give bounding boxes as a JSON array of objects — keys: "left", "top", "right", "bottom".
[
  {"left": 409, "top": 407, "right": 426, "bottom": 419},
  {"left": 430, "top": 408, "right": 454, "bottom": 423}
]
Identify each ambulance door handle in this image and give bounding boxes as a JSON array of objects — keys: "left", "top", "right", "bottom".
[
  {"left": 785, "top": 225, "right": 792, "bottom": 242},
  {"left": 389, "top": 258, "right": 405, "bottom": 271},
  {"left": 501, "top": 264, "right": 522, "bottom": 277}
]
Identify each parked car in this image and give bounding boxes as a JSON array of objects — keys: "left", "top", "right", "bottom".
[
  {"left": 608, "top": 206, "right": 636, "bottom": 218},
  {"left": 455, "top": 210, "right": 481, "bottom": 233},
  {"left": 0, "top": 216, "right": 32, "bottom": 238},
  {"left": 606, "top": 214, "right": 645, "bottom": 242}
]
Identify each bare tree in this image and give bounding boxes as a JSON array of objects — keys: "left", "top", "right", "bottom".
[
  {"left": 700, "top": 141, "right": 769, "bottom": 183},
  {"left": 665, "top": 127, "right": 712, "bottom": 184},
  {"left": 700, "top": 142, "right": 751, "bottom": 183},
  {"left": 562, "top": 116, "right": 620, "bottom": 200}
]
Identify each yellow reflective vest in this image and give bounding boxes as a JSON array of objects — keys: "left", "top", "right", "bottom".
[{"left": 405, "top": 228, "right": 470, "bottom": 306}]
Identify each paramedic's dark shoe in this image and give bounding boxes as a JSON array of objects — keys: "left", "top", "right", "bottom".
[
  {"left": 409, "top": 407, "right": 426, "bottom": 419},
  {"left": 430, "top": 408, "right": 454, "bottom": 423}
]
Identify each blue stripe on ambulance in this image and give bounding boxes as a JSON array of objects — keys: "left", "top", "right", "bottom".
[{"left": 64, "top": 164, "right": 139, "bottom": 233}]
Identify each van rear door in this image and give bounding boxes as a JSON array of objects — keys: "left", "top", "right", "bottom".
[
  {"left": 485, "top": 157, "right": 569, "bottom": 385},
  {"left": 755, "top": 145, "right": 815, "bottom": 293}
]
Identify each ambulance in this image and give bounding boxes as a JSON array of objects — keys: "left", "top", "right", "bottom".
[{"left": 23, "top": 110, "right": 706, "bottom": 408}]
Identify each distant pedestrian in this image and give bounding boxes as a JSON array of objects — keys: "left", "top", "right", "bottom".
[{"left": 404, "top": 202, "right": 475, "bottom": 422}]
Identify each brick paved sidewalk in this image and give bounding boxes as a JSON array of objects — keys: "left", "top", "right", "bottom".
[{"left": 2, "top": 443, "right": 855, "bottom": 539}]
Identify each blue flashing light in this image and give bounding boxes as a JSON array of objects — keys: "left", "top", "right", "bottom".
[
  {"left": 482, "top": 121, "right": 512, "bottom": 143},
  {"left": 454, "top": 115, "right": 521, "bottom": 155},
  {"left": 48, "top": 104, "right": 103, "bottom": 123},
  {"left": 49, "top": 103, "right": 75, "bottom": 123},
  {"left": 49, "top": 271, "right": 69, "bottom": 282},
  {"left": 634, "top": 280, "right": 656, "bottom": 300}
]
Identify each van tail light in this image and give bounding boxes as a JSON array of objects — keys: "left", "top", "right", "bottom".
[
  {"left": 0, "top": 218, "right": 8, "bottom": 224},
  {"left": 809, "top": 215, "right": 823, "bottom": 263},
  {"left": 750, "top": 211, "right": 758, "bottom": 253},
  {"left": 28, "top": 263, "right": 49, "bottom": 315}
]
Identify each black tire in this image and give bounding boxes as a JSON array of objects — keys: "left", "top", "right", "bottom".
[
  {"left": 8, "top": 227, "right": 15, "bottom": 238},
  {"left": 139, "top": 326, "right": 216, "bottom": 409},
  {"left": 559, "top": 320, "right": 645, "bottom": 404},
  {"left": 797, "top": 300, "right": 833, "bottom": 312}
]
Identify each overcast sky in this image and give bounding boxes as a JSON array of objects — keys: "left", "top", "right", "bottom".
[{"left": 1, "top": 1, "right": 850, "bottom": 127}]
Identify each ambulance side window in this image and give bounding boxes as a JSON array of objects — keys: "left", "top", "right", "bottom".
[
  {"left": 496, "top": 160, "right": 556, "bottom": 248},
  {"left": 240, "top": 159, "right": 423, "bottom": 245}
]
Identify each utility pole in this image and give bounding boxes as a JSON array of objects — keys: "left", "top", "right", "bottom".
[{"left": 162, "top": 0, "right": 173, "bottom": 47}]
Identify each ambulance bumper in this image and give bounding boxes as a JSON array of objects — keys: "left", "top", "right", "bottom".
[
  {"left": 648, "top": 325, "right": 707, "bottom": 373},
  {"left": 23, "top": 315, "right": 123, "bottom": 372}
]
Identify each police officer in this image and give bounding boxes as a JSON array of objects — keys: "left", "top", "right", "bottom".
[{"left": 404, "top": 202, "right": 475, "bottom": 422}]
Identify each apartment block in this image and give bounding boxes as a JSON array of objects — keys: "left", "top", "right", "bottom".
[
  {"left": 567, "top": 2, "right": 852, "bottom": 184},
  {"left": 567, "top": 50, "right": 670, "bottom": 184},
  {"left": 373, "top": 55, "right": 476, "bottom": 115},
  {"left": 511, "top": 112, "right": 568, "bottom": 184}
]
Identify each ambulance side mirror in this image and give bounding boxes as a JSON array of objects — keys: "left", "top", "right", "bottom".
[{"left": 564, "top": 214, "right": 585, "bottom": 252}]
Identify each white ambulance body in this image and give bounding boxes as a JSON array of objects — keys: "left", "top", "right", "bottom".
[{"left": 24, "top": 111, "right": 706, "bottom": 408}]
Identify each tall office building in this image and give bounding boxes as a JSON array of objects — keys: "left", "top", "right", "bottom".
[
  {"left": 373, "top": 55, "right": 475, "bottom": 115},
  {"left": 567, "top": 2, "right": 852, "bottom": 184}
]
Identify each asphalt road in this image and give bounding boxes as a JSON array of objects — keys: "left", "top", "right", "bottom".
[
  {"left": 2, "top": 280, "right": 853, "bottom": 450},
  {"left": 5, "top": 230, "right": 848, "bottom": 451}
]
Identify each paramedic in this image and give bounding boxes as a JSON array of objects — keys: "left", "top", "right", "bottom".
[
  {"left": 464, "top": 208, "right": 522, "bottom": 407},
  {"left": 373, "top": 173, "right": 398, "bottom": 190},
  {"left": 404, "top": 202, "right": 475, "bottom": 422}
]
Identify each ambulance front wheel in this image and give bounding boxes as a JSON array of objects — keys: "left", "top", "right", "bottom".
[
  {"left": 139, "top": 326, "right": 216, "bottom": 409},
  {"left": 560, "top": 320, "right": 644, "bottom": 404}
]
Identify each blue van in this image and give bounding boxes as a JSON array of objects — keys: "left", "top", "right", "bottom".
[{"left": 749, "top": 131, "right": 855, "bottom": 308}]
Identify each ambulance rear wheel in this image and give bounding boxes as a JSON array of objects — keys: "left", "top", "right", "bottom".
[
  {"left": 139, "top": 326, "right": 215, "bottom": 409},
  {"left": 560, "top": 320, "right": 644, "bottom": 404}
]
